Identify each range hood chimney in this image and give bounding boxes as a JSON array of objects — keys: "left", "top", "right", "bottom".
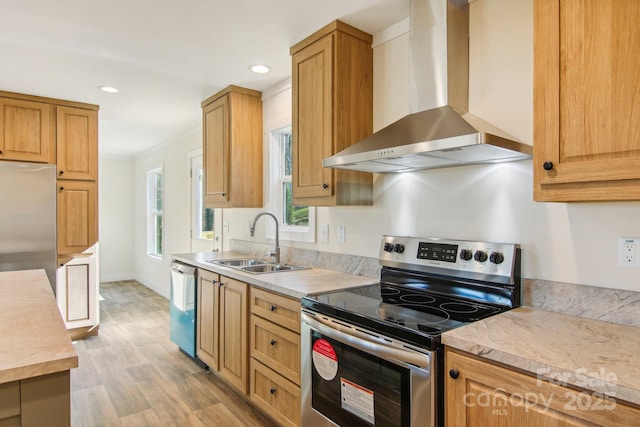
[{"left": 322, "top": 0, "right": 532, "bottom": 173}]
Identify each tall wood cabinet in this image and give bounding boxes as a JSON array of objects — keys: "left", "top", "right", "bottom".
[
  {"left": 201, "top": 85, "right": 263, "bottom": 208},
  {"left": 534, "top": 0, "right": 640, "bottom": 201},
  {"left": 445, "top": 349, "right": 640, "bottom": 426},
  {"left": 196, "top": 270, "right": 249, "bottom": 394},
  {"left": 290, "top": 20, "right": 373, "bottom": 206},
  {"left": 0, "top": 90, "right": 99, "bottom": 338}
]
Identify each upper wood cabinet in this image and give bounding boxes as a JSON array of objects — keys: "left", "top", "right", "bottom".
[
  {"left": 0, "top": 95, "right": 55, "bottom": 163},
  {"left": 57, "top": 106, "right": 98, "bottom": 181},
  {"left": 446, "top": 348, "right": 640, "bottom": 426},
  {"left": 202, "top": 85, "right": 263, "bottom": 208},
  {"left": 290, "top": 20, "right": 373, "bottom": 206},
  {"left": 534, "top": 0, "right": 640, "bottom": 201}
]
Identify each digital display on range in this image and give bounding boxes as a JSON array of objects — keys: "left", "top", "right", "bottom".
[{"left": 417, "top": 242, "right": 458, "bottom": 263}]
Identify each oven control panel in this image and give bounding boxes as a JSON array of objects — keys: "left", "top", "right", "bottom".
[{"left": 380, "top": 235, "right": 519, "bottom": 279}]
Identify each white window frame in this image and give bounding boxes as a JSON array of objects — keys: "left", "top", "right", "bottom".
[
  {"left": 269, "top": 125, "right": 315, "bottom": 242},
  {"left": 146, "top": 164, "right": 164, "bottom": 259}
]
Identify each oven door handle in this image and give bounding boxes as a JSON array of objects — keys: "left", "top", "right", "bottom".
[{"left": 302, "top": 312, "right": 431, "bottom": 369}]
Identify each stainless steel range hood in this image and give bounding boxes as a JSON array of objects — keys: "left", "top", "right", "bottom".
[{"left": 322, "top": 0, "right": 532, "bottom": 173}]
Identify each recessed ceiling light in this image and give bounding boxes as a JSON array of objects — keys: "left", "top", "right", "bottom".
[
  {"left": 98, "top": 85, "right": 119, "bottom": 93},
  {"left": 249, "top": 64, "right": 270, "bottom": 74}
]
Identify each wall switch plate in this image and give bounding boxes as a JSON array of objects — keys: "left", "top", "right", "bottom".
[
  {"left": 320, "top": 223, "right": 329, "bottom": 242},
  {"left": 337, "top": 225, "right": 346, "bottom": 243},
  {"left": 618, "top": 237, "right": 639, "bottom": 267}
]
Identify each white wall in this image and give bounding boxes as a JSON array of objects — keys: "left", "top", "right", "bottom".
[
  {"left": 129, "top": 0, "right": 639, "bottom": 295},
  {"left": 132, "top": 128, "right": 201, "bottom": 297},
  {"left": 98, "top": 156, "right": 135, "bottom": 282},
  {"left": 222, "top": 0, "right": 640, "bottom": 292}
]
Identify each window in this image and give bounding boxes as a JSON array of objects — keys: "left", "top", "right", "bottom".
[
  {"left": 147, "top": 165, "right": 163, "bottom": 258},
  {"left": 270, "top": 126, "right": 315, "bottom": 242},
  {"left": 189, "top": 152, "right": 222, "bottom": 252}
]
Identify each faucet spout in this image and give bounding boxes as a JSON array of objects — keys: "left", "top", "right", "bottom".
[{"left": 249, "top": 211, "right": 280, "bottom": 264}]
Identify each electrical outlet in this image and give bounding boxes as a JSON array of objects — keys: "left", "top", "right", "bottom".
[
  {"left": 320, "top": 223, "right": 329, "bottom": 242},
  {"left": 618, "top": 237, "right": 639, "bottom": 267},
  {"left": 337, "top": 225, "right": 346, "bottom": 243}
]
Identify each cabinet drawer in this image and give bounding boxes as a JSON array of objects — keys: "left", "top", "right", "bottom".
[
  {"left": 250, "top": 315, "right": 301, "bottom": 385},
  {"left": 250, "top": 287, "right": 300, "bottom": 332},
  {"left": 250, "top": 359, "right": 300, "bottom": 427},
  {"left": 0, "top": 381, "right": 20, "bottom": 420}
]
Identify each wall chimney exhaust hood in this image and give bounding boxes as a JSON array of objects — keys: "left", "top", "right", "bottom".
[{"left": 322, "top": 0, "right": 532, "bottom": 173}]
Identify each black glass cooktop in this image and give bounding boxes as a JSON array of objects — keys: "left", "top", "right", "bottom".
[{"left": 301, "top": 282, "right": 503, "bottom": 348}]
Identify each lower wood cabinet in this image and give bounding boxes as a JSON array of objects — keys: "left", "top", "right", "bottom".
[
  {"left": 445, "top": 349, "right": 640, "bottom": 427},
  {"left": 218, "top": 276, "right": 249, "bottom": 393},
  {"left": 249, "top": 288, "right": 301, "bottom": 427},
  {"left": 56, "top": 252, "right": 98, "bottom": 338},
  {"left": 196, "top": 270, "right": 249, "bottom": 394},
  {"left": 0, "top": 371, "right": 71, "bottom": 427}
]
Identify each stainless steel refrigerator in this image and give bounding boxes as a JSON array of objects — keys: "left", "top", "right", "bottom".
[{"left": 0, "top": 161, "right": 57, "bottom": 288}]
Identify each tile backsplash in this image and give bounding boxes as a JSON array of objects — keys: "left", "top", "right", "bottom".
[{"left": 230, "top": 239, "right": 640, "bottom": 328}]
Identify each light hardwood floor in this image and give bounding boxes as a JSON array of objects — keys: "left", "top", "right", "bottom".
[{"left": 71, "top": 280, "right": 277, "bottom": 427}]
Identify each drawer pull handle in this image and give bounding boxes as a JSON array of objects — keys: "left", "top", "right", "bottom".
[
  {"left": 270, "top": 388, "right": 277, "bottom": 394},
  {"left": 270, "top": 339, "right": 277, "bottom": 346},
  {"left": 270, "top": 305, "right": 277, "bottom": 312}
]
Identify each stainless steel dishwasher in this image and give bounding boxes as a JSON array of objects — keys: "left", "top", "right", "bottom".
[{"left": 169, "top": 261, "right": 197, "bottom": 358}]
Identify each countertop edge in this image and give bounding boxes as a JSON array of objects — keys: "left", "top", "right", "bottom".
[{"left": 0, "top": 355, "right": 78, "bottom": 384}]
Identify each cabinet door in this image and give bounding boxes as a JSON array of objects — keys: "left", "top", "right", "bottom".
[
  {"left": 57, "top": 180, "right": 98, "bottom": 255},
  {"left": 534, "top": 0, "right": 640, "bottom": 201},
  {"left": 446, "top": 349, "right": 640, "bottom": 426},
  {"left": 56, "top": 254, "right": 97, "bottom": 329},
  {"left": 57, "top": 106, "right": 98, "bottom": 181},
  {"left": 196, "top": 269, "right": 219, "bottom": 370},
  {"left": 203, "top": 95, "right": 229, "bottom": 206},
  {"left": 219, "top": 276, "right": 248, "bottom": 393},
  {"left": 292, "top": 33, "right": 334, "bottom": 199},
  {"left": 0, "top": 97, "right": 54, "bottom": 163}
]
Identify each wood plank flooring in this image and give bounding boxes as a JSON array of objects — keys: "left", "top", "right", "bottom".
[{"left": 71, "top": 280, "right": 277, "bottom": 427}]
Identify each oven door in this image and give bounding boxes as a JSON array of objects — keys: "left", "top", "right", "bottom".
[{"left": 301, "top": 310, "right": 435, "bottom": 427}]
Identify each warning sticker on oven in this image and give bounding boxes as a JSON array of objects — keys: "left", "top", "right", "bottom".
[
  {"left": 341, "top": 377, "right": 375, "bottom": 424},
  {"left": 312, "top": 339, "right": 338, "bottom": 380}
]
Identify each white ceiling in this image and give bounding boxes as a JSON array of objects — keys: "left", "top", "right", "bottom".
[{"left": 0, "top": 0, "right": 409, "bottom": 157}]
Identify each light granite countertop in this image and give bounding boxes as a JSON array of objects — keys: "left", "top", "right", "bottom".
[
  {"left": 442, "top": 306, "right": 640, "bottom": 407},
  {"left": 171, "top": 251, "right": 378, "bottom": 299},
  {"left": 0, "top": 269, "right": 78, "bottom": 384}
]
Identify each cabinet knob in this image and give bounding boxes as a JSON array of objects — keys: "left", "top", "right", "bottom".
[
  {"left": 270, "top": 388, "right": 277, "bottom": 394},
  {"left": 59, "top": 186, "right": 65, "bottom": 191},
  {"left": 270, "top": 339, "right": 277, "bottom": 346},
  {"left": 59, "top": 170, "right": 64, "bottom": 176},
  {"left": 322, "top": 183, "right": 329, "bottom": 189},
  {"left": 270, "top": 305, "right": 277, "bottom": 312},
  {"left": 0, "top": 150, "right": 3, "bottom": 154},
  {"left": 449, "top": 369, "right": 460, "bottom": 380},
  {"left": 543, "top": 161, "right": 554, "bottom": 171}
]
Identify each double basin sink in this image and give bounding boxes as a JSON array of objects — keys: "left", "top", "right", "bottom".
[{"left": 207, "top": 258, "right": 308, "bottom": 274}]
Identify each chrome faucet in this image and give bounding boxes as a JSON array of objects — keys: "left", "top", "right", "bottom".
[{"left": 249, "top": 211, "right": 280, "bottom": 264}]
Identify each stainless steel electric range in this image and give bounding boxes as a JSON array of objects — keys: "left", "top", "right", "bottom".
[{"left": 301, "top": 236, "right": 522, "bottom": 427}]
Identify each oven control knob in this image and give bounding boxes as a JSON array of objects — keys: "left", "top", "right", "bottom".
[
  {"left": 474, "top": 250, "right": 488, "bottom": 263},
  {"left": 393, "top": 243, "right": 405, "bottom": 253},
  {"left": 383, "top": 242, "right": 394, "bottom": 252},
  {"left": 489, "top": 252, "right": 505, "bottom": 264},
  {"left": 459, "top": 249, "right": 473, "bottom": 261}
]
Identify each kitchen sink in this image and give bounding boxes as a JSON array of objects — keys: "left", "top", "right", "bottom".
[
  {"left": 209, "top": 258, "right": 265, "bottom": 267},
  {"left": 206, "top": 259, "right": 308, "bottom": 274}
]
